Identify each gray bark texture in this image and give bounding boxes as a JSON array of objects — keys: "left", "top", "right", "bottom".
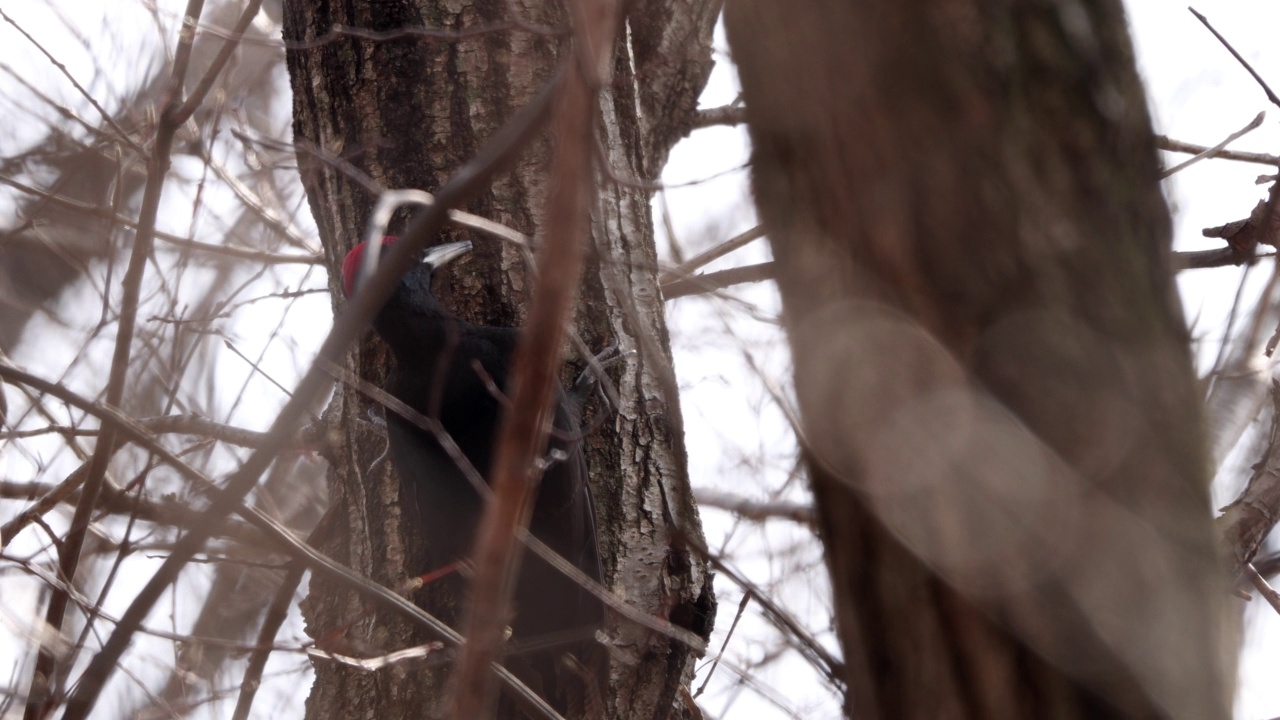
[
  {"left": 280, "top": 1, "right": 718, "bottom": 717},
  {"left": 725, "top": 1, "right": 1236, "bottom": 719}
]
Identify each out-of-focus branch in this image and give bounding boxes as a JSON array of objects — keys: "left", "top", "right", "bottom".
[
  {"left": 0, "top": 175, "right": 322, "bottom": 265},
  {"left": 137, "top": 413, "right": 276, "bottom": 446},
  {"left": 448, "top": 2, "right": 617, "bottom": 712},
  {"left": 1221, "top": 381, "right": 1280, "bottom": 573},
  {"left": 692, "top": 104, "right": 747, "bottom": 130},
  {"left": 662, "top": 261, "right": 775, "bottom": 300},
  {"left": 2, "top": 454, "right": 117, "bottom": 549},
  {"left": 329, "top": 361, "right": 705, "bottom": 651},
  {"left": 0, "top": 9, "right": 145, "bottom": 154},
  {"left": 1, "top": 414, "right": 274, "bottom": 446},
  {"left": 59, "top": 56, "right": 570, "bottom": 720},
  {"left": 660, "top": 225, "right": 763, "bottom": 285},
  {"left": 0, "top": 362, "right": 559, "bottom": 720},
  {"left": 25, "top": 1, "right": 211, "bottom": 713},
  {"left": 0, "top": 481, "right": 266, "bottom": 547},
  {"left": 1174, "top": 246, "right": 1259, "bottom": 270},
  {"left": 1244, "top": 564, "right": 1280, "bottom": 617},
  {"left": 170, "top": 0, "right": 265, "bottom": 123},
  {"left": 694, "top": 489, "right": 814, "bottom": 525},
  {"left": 0, "top": 411, "right": 303, "bottom": 546},
  {"left": 230, "top": 508, "right": 339, "bottom": 720}
]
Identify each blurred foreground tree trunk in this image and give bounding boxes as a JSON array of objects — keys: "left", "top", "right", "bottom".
[
  {"left": 726, "top": 1, "right": 1235, "bottom": 718},
  {"left": 281, "top": 1, "right": 718, "bottom": 717}
]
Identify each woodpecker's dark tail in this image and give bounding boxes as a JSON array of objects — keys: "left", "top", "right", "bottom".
[{"left": 502, "top": 635, "right": 608, "bottom": 719}]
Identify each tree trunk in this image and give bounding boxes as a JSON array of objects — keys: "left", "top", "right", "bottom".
[
  {"left": 726, "top": 1, "right": 1234, "bottom": 718},
  {"left": 281, "top": 1, "right": 718, "bottom": 717}
]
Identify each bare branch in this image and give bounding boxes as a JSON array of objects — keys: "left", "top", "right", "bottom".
[
  {"left": 682, "top": 531, "right": 845, "bottom": 690},
  {"left": 662, "top": 261, "right": 776, "bottom": 300},
  {"left": 660, "top": 225, "right": 764, "bottom": 285},
  {"left": 692, "top": 104, "right": 747, "bottom": 130},
  {"left": 449, "top": 5, "right": 618, "bottom": 712},
  {"left": 1221, "top": 381, "right": 1280, "bottom": 574},
  {"left": 0, "top": 8, "right": 145, "bottom": 154},
  {"left": 25, "top": 0, "right": 212, "bottom": 709},
  {"left": 59, "top": 54, "right": 571, "bottom": 720},
  {"left": 306, "top": 642, "right": 448, "bottom": 671},
  {"left": 0, "top": 362, "right": 561, "bottom": 720},
  {"left": 170, "top": 0, "right": 266, "bottom": 123},
  {"left": 1190, "top": 7, "right": 1280, "bottom": 110},
  {"left": 0, "top": 174, "right": 322, "bottom": 264},
  {"left": 1157, "top": 135, "right": 1280, "bottom": 167},
  {"left": 694, "top": 489, "right": 814, "bottom": 525},
  {"left": 1245, "top": 563, "right": 1280, "bottom": 617},
  {"left": 1160, "top": 111, "right": 1264, "bottom": 178}
]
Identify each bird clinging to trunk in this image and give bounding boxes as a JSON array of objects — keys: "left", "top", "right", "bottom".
[{"left": 341, "top": 236, "right": 605, "bottom": 713}]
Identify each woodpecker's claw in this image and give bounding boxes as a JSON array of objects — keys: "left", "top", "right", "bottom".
[
  {"left": 570, "top": 341, "right": 631, "bottom": 412},
  {"left": 354, "top": 407, "right": 390, "bottom": 476}
]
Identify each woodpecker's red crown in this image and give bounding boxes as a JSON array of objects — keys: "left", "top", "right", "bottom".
[{"left": 341, "top": 235, "right": 397, "bottom": 298}]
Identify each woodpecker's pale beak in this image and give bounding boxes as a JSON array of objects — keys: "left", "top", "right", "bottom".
[{"left": 422, "top": 240, "right": 473, "bottom": 270}]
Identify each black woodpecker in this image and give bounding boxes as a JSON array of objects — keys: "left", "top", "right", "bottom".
[{"left": 341, "top": 236, "right": 605, "bottom": 710}]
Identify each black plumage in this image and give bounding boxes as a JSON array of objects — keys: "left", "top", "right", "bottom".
[{"left": 341, "top": 237, "right": 605, "bottom": 701}]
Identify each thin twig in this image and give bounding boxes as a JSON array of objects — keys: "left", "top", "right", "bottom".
[
  {"left": 0, "top": 174, "right": 322, "bottom": 264},
  {"left": 663, "top": 261, "right": 775, "bottom": 300},
  {"left": 694, "top": 489, "right": 815, "bottom": 525},
  {"left": 2, "top": 457, "right": 105, "bottom": 548},
  {"left": 323, "top": 359, "right": 488, "bottom": 495},
  {"left": 192, "top": 143, "right": 313, "bottom": 250},
  {"left": 0, "top": 480, "right": 266, "bottom": 547},
  {"left": 59, "top": 57, "right": 571, "bottom": 720},
  {"left": 1245, "top": 563, "right": 1280, "bottom": 616},
  {"left": 23, "top": 2, "right": 209, "bottom": 715},
  {"left": 223, "top": 338, "right": 294, "bottom": 398},
  {"left": 693, "top": 592, "right": 750, "bottom": 698},
  {"left": 683, "top": 532, "right": 845, "bottom": 690},
  {"left": 520, "top": 532, "right": 706, "bottom": 650},
  {"left": 1157, "top": 135, "right": 1280, "bottom": 166},
  {"left": 0, "top": 8, "right": 145, "bottom": 155},
  {"left": 0, "top": 364, "right": 560, "bottom": 720},
  {"left": 1189, "top": 7, "right": 1280, "bottom": 110},
  {"left": 1160, "top": 111, "right": 1265, "bottom": 178},
  {"left": 0, "top": 413, "right": 290, "bottom": 546},
  {"left": 170, "top": 0, "right": 266, "bottom": 123},
  {"left": 660, "top": 225, "right": 764, "bottom": 284},
  {"left": 0, "top": 553, "right": 308, "bottom": 652},
  {"left": 230, "top": 511, "right": 336, "bottom": 720},
  {"left": 281, "top": 20, "right": 564, "bottom": 51}
]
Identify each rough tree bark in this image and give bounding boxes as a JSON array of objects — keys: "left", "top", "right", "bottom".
[
  {"left": 727, "top": 1, "right": 1235, "bottom": 719},
  {"left": 281, "top": 1, "right": 718, "bottom": 717}
]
